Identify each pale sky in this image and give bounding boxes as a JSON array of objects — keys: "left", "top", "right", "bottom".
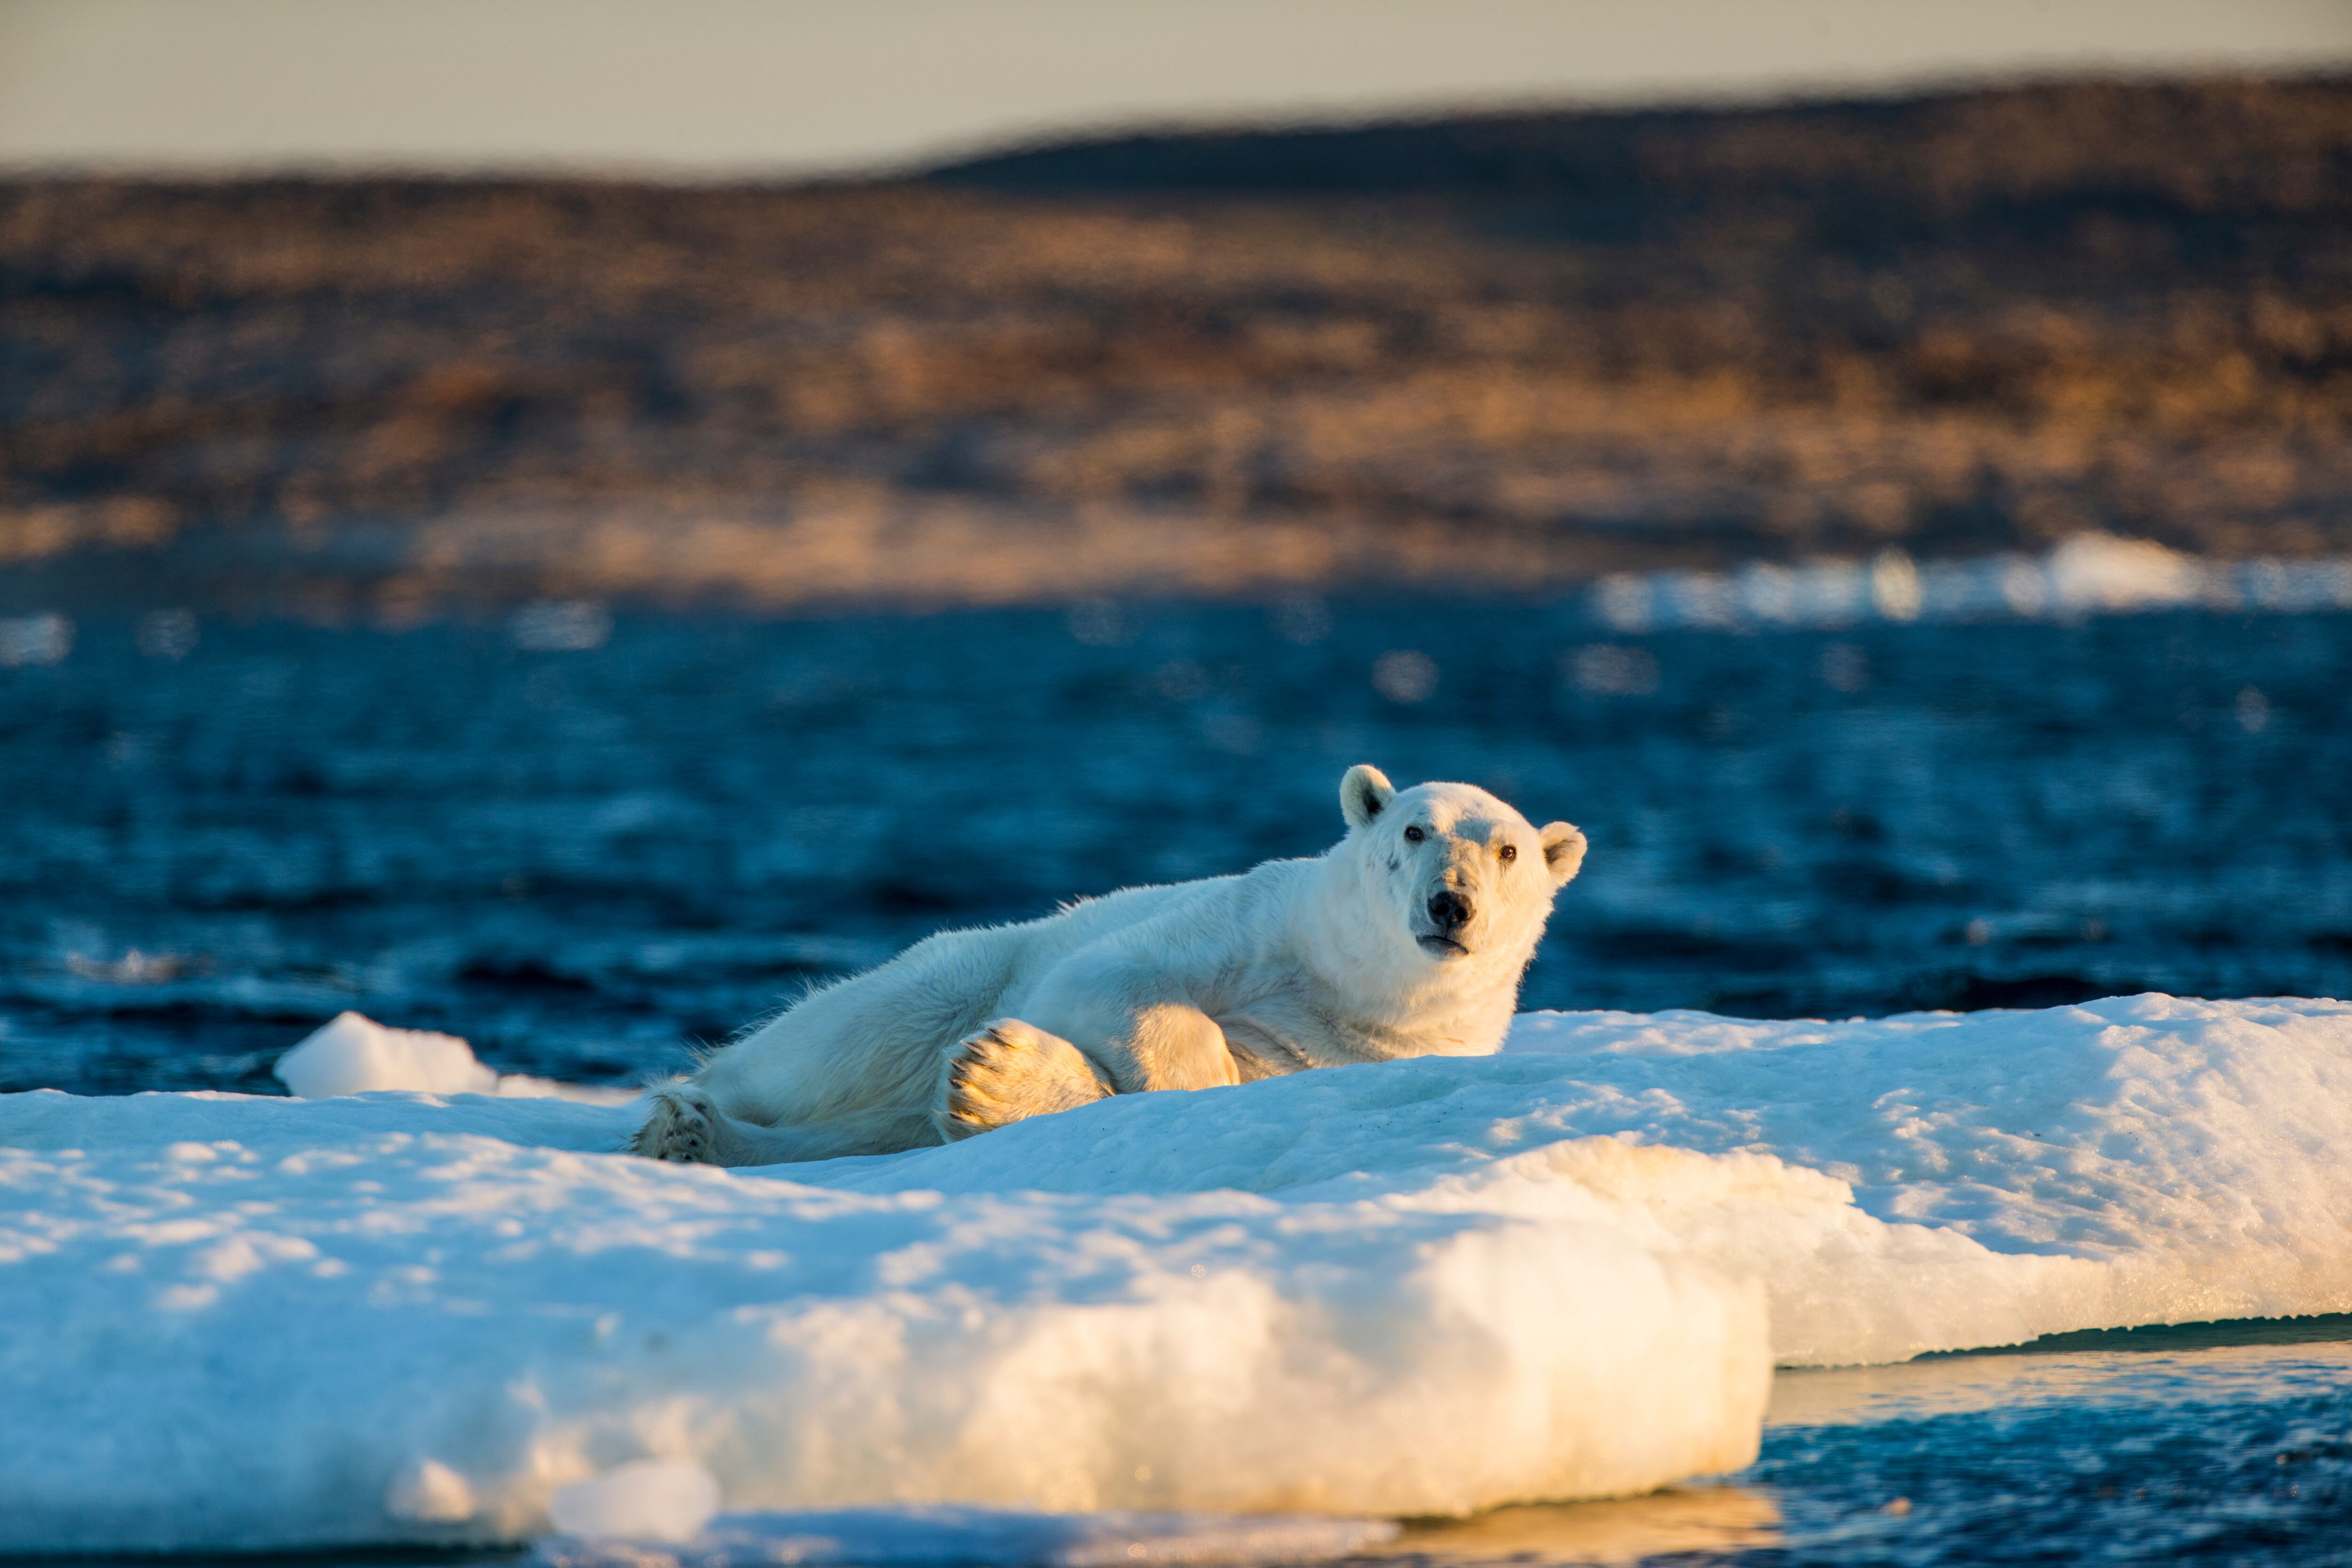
[{"left": 3, "top": 0, "right": 2349, "bottom": 177}]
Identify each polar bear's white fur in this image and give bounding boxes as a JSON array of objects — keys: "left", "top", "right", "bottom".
[{"left": 631, "top": 766, "right": 1586, "bottom": 1166}]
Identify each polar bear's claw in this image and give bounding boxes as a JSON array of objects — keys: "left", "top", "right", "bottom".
[
  {"left": 633, "top": 1084, "right": 721, "bottom": 1163},
  {"left": 940, "top": 1019, "right": 1112, "bottom": 1140}
]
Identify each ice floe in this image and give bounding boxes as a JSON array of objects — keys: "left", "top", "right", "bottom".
[
  {"left": 0, "top": 1085, "right": 1761, "bottom": 1549},
  {"left": 3, "top": 993, "right": 2349, "bottom": 1553}
]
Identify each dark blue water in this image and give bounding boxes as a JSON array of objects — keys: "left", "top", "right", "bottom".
[
  {"left": 4, "top": 596, "right": 2350, "bottom": 1096},
  {"left": 1364, "top": 1338, "right": 2352, "bottom": 1565},
  {"left": 1741, "top": 1343, "right": 2352, "bottom": 1565},
  {"left": 5, "top": 598, "right": 2352, "bottom": 1560}
]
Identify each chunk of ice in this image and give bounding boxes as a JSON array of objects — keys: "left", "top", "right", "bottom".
[
  {"left": 276, "top": 1011, "right": 495, "bottom": 1098},
  {"left": 274, "top": 1011, "right": 637, "bottom": 1104}
]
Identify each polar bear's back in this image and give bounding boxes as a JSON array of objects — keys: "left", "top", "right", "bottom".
[{"left": 698, "top": 874, "right": 1242, "bottom": 1129}]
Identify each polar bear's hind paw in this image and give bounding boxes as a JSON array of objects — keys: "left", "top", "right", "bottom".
[
  {"left": 633, "top": 1084, "right": 721, "bottom": 1163},
  {"left": 941, "top": 1019, "right": 1112, "bottom": 1139}
]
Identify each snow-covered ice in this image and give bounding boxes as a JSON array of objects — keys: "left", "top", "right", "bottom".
[
  {"left": 0, "top": 1075, "right": 1763, "bottom": 1549},
  {"left": 4, "top": 993, "right": 2350, "bottom": 1554},
  {"left": 878, "top": 992, "right": 2352, "bottom": 1366}
]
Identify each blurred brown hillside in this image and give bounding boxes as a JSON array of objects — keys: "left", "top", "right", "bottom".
[{"left": 4, "top": 73, "right": 2351, "bottom": 616}]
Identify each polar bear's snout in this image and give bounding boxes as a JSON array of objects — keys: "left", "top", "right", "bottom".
[
  {"left": 1422, "top": 888, "right": 1473, "bottom": 954},
  {"left": 1409, "top": 850, "right": 1491, "bottom": 957}
]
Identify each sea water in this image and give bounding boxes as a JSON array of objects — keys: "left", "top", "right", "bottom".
[{"left": 5, "top": 592, "right": 2348, "bottom": 1093}]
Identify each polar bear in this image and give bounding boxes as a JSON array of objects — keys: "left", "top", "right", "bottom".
[{"left": 631, "top": 765, "right": 1586, "bottom": 1166}]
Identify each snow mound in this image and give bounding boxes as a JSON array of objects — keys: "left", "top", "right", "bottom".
[
  {"left": 276, "top": 1010, "right": 638, "bottom": 1104},
  {"left": 536, "top": 1504, "right": 1398, "bottom": 1568},
  {"left": 5, "top": 994, "right": 2350, "bottom": 1554},
  {"left": 276, "top": 1011, "right": 494, "bottom": 1096}
]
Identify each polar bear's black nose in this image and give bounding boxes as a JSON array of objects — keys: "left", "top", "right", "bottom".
[{"left": 1427, "top": 890, "right": 1471, "bottom": 931}]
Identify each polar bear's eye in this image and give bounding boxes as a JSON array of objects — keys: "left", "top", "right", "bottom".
[
  {"left": 1498, "top": 844, "right": 1517, "bottom": 862},
  {"left": 1403, "top": 825, "right": 1424, "bottom": 844}
]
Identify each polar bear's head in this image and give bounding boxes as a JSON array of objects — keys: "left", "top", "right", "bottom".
[{"left": 1336, "top": 764, "right": 1587, "bottom": 969}]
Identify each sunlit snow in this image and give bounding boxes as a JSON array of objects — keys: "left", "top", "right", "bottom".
[{"left": 3, "top": 993, "right": 2348, "bottom": 1554}]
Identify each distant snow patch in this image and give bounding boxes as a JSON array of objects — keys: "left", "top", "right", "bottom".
[
  {"left": 2041, "top": 532, "right": 2206, "bottom": 611},
  {"left": 1591, "top": 533, "right": 2352, "bottom": 633},
  {"left": 0, "top": 612, "right": 72, "bottom": 667},
  {"left": 513, "top": 599, "right": 614, "bottom": 651}
]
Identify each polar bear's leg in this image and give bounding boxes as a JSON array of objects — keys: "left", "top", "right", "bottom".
[
  {"left": 938, "top": 1019, "right": 1113, "bottom": 1140},
  {"left": 633, "top": 1082, "right": 724, "bottom": 1163},
  {"left": 634, "top": 1083, "right": 928, "bottom": 1166}
]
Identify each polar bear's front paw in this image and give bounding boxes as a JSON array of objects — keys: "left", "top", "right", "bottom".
[
  {"left": 940, "top": 1019, "right": 1112, "bottom": 1140},
  {"left": 633, "top": 1083, "right": 721, "bottom": 1163}
]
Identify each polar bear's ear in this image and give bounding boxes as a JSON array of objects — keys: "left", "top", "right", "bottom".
[
  {"left": 1539, "top": 821, "right": 1589, "bottom": 886},
  {"left": 1340, "top": 764, "right": 1396, "bottom": 830}
]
